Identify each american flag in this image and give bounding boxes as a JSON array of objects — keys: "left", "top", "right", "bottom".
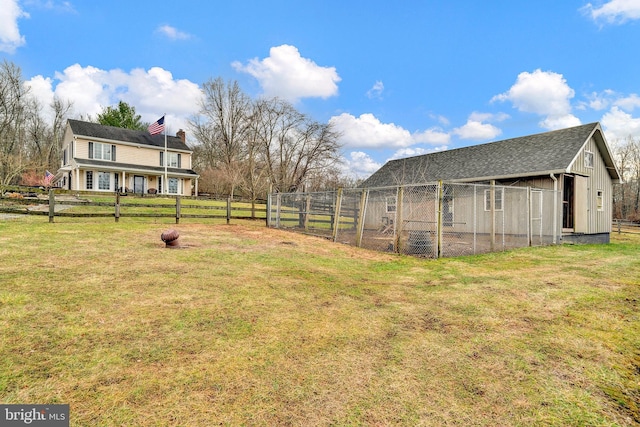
[
  {"left": 148, "top": 116, "right": 165, "bottom": 135},
  {"left": 44, "top": 170, "right": 54, "bottom": 186}
]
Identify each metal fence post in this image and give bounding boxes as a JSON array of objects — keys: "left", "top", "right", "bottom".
[
  {"left": 276, "top": 193, "right": 281, "bottom": 228},
  {"left": 266, "top": 193, "right": 271, "bottom": 227}
]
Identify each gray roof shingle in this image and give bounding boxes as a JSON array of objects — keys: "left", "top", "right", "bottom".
[
  {"left": 362, "top": 123, "right": 611, "bottom": 187},
  {"left": 68, "top": 119, "right": 191, "bottom": 151}
]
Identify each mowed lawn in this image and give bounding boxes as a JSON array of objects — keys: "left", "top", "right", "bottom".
[{"left": 0, "top": 217, "right": 638, "bottom": 426}]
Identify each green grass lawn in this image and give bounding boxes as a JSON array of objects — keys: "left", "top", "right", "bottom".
[{"left": 0, "top": 217, "right": 638, "bottom": 426}]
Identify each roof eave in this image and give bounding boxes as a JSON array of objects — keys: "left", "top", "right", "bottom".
[
  {"left": 448, "top": 170, "right": 567, "bottom": 183},
  {"left": 72, "top": 133, "right": 191, "bottom": 153}
]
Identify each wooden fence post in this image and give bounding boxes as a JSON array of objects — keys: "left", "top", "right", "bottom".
[
  {"left": 437, "top": 181, "right": 443, "bottom": 259},
  {"left": 332, "top": 188, "right": 343, "bottom": 242},
  {"left": 355, "top": 189, "right": 368, "bottom": 248},
  {"left": 115, "top": 192, "right": 120, "bottom": 222},
  {"left": 226, "top": 196, "right": 231, "bottom": 224},
  {"left": 395, "top": 186, "right": 404, "bottom": 253},
  {"left": 48, "top": 189, "right": 55, "bottom": 223},
  {"left": 176, "top": 196, "right": 181, "bottom": 224},
  {"left": 490, "top": 180, "right": 496, "bottom": 252}
]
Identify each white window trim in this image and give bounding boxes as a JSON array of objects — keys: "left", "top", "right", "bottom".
[
  {"left": 484, "top": 187, "right": 504, "bottom": 212},
  {"left": 584, "top": 151, "right": 594, "bottom": 168},
  {"left": 596, "top": 189, "right": 603, "bottom": 211},
  {"left": 385, "top": 196, "right": 397, "bottom": 213}
]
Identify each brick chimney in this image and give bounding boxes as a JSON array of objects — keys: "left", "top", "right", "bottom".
[{"left": 176, "top": 129, "right": 186, "bottom": 143}]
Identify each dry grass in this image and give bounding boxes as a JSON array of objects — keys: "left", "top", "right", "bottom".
[{"left": 0, "top": 217, "right": 638, "bottom": 426}]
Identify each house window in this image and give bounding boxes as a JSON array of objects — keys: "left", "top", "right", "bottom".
[
  {"left": 86, "top": 171, "right": 93, "bottom": 190},
  {"left": 386, "top": 196, "right": 396, "bottom": 213},
  {"left": 584, "top": 151, "right": 594, "bottom": 168},
  {"left": 160, "top": 152, "right": 181, "bottom": 168},
  {"left": 98, "top": 172, "right": 110, "bottom": 190},
  {"left": 484, "top": 187, "right": 504, "bottom": 211},
  {"left": 168, "top": 178, "right": 179, "bottom": 194},
  {"left": 89, "top": 142, "right": 116, "bottom": 161},
  {"left": 596, "top": 190, "right": 603, "bottom": 211}
]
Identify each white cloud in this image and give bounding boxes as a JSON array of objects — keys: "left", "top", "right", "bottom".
[
  {"left": 429, "top": 113, "right": 450, "bottom": 127},
  {"left": 453, "top": 120, "right": 502, "bottom": 141},
  {"left": 24, "top": 64, "right": 203, "bottom": 134},
  {"left": 601, "top": 106, "right": 640, "bottom": 142},
  {"left": 23, "top": 0, "right": 76, "bottom": 13},
  {"left": 580, "top": 90, "right": 640, "bottom": 114},
  {"left": 451, "top": 112, "right": 507, "bottom": 141},
  {"left": 0, "top": 0, "right": 29, "bottom": 53},
  {"left": 389, "top": 146, "right": 447, "bottom": 160},
  {"left": 615, "top": 93, "right": 640, "bottom": 111},
  {"left": 539, "top": 114, "right": 582, "bottom": 130},
  {"left": 232, "top": 44, "right": 340, "bottom": 102},
  {"left": 412, "top": 128, "right": 451, "bottom": 145},
  {"left": 582, "top": 0, "right": 640, "bottom": 24},
  {"left": 366, "top": 81, "right": 384, "bottom": 99},
  {"left": 156, "top": 25, "right": 191, "bottom": 40},
  {"left": 492, "top": 69, "right": 581, "bottom": 130},
  {"left": 582, "top": 90, "right": 614, "bottom": 111},
  {"left": 340, "top": 151, "right": 382, "bottom": 179},
  {"left": 329, "top": 112, "right": 450, "bottom": 149}
]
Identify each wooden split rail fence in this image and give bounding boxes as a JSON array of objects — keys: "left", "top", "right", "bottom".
[{"left": 0, "top": 190, "right": 267, "bottom": 224}]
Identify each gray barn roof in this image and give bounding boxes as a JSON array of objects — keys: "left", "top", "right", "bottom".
[
  {"left": 361, "top": 122, "right": 620, "bottom": 187},
  {"left": 68, "top": 119, "right": 191, "bottom": 152}
]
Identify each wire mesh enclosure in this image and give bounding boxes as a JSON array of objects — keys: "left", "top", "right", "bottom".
[{"left": 268, "top": 182, "right": 559, "bottom": 259}]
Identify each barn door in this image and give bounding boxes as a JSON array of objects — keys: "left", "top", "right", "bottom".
[{"left": 574, "top": 175, "right": 588, "bottom": 233}]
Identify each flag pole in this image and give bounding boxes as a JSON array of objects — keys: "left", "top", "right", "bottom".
[{"left": 164, "top": 114, "right": 167, "bottom": 194}]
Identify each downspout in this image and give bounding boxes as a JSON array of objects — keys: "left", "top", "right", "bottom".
[{"left": 550, "top": 173, "right": 558, "bottom": 244}]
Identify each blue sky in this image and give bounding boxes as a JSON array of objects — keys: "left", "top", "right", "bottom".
[{"left": 2, "top": 0, "right": 640, "bottom": 179}]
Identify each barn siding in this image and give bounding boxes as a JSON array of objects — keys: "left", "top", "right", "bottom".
[{"left": 569, "top": 136, "right": 613, "bottom": 234}]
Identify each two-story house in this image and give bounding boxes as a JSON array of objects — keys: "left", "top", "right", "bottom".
[{"left": 57, "top": 119, "right": 199, "bottom": 196}]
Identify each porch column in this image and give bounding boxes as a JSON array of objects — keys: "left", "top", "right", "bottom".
[
  {"left": 121, "top": 171, "right": 126, "bottom": 192},
  {"left": 75, "top": 167, "right": 80, "bottom": 191}
]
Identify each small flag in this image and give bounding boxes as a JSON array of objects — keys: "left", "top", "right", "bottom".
[
  {"left": 148, "top": 116, "right": 165, "bottom": 135},
  {"left": 44, "top": 170, "right": 54, "bottom": 186}
]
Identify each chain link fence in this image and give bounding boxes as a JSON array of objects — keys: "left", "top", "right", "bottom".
[{"left": 268, "top": 182, "right": 558, "bottom": 258}]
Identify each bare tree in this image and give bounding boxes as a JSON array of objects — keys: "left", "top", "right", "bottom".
[
  {"left": 0, "top": 60, "right": 31, "bottom": 189},
  {"left": 190, "top": 78, "right": 252, "bottom": 197},
  {"left": 252, "top": 97, "right": 341, "bottom": 192},
  {"left": 190, "top": 78, "right": 343, "bottom": 198},
  {"left": 612, "top": 136, "right": 640, "bottom": 220}
]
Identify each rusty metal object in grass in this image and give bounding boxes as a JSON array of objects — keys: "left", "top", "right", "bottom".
[{"left": 161, "top": 229, "right": 180, "bottom": 248}]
